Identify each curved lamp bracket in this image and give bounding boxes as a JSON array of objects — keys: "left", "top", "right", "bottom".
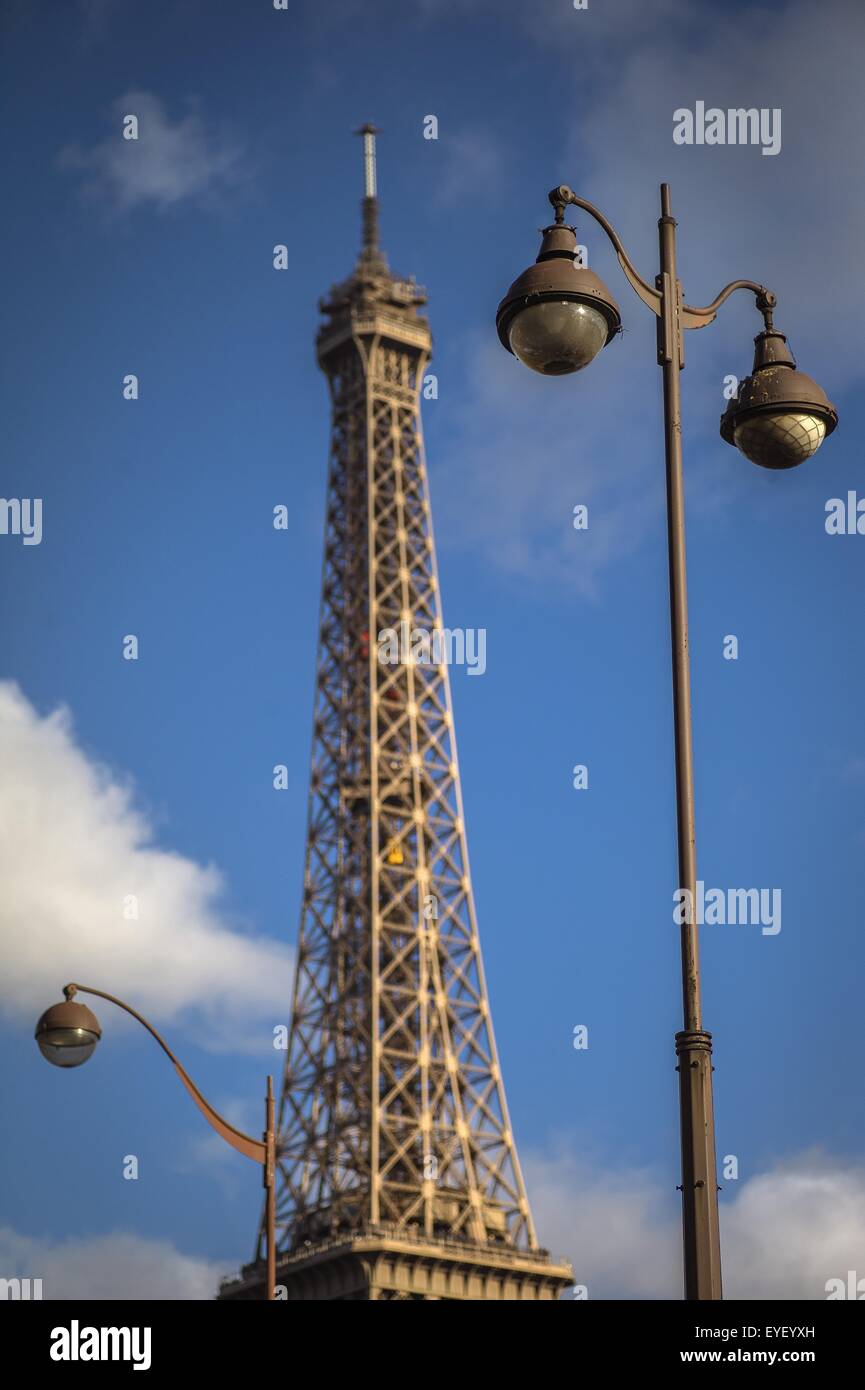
[
  {"left": 681, "top": 282, "right": 775, "bottom": 330},
  {"left": 63, "top": 983, "right": 266, "bottom": 1164},
  {"left": 551, "top": 186, "right": 661, "bottom": 317},
  {"left": 549, "top": 187, "right": 775, "bottom": 332}
]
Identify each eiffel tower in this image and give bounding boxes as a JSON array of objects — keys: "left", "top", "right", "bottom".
[{"left": 221, "top": 128, "right": 572, "bottom": 1301}]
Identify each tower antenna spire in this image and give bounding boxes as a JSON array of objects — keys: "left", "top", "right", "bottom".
[{"left": 355, "top": 122, "right": 381, "bottom": 259}]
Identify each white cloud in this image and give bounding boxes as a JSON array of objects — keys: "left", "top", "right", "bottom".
[
  {"left": 0, "top": 681, "right": 291, "bottom": 1051},
  {"left": 562, "top": 0, "right": 865, "bottom": 377},
  {"left": 721, "top": 1156, "right": 865, "bottom": 1300},
  {"left": 5, "top": 1147, "right": 859, "bottom": 1301},
  {"left": 0, "top": 1227, "right": 224, "bottom": 1300},
  {"left": 525, "top": 1146, "right": 865, "bottom": 1299},
  {"left": 436, "top": 0, "right": 864, "bottom": 591},
  {"left": 526, "top": 1145, "right": 680, "bottom": 1298},
  {"left": 59, "top": 90, "right": 246, "bottom": 211}
]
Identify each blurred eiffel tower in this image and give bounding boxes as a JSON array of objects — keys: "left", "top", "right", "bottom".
[{"left": 221, "top": 128, "right": 572, "bottom": 1301}]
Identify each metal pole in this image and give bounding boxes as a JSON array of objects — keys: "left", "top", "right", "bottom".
[
  {"left": 265, "top": 1075, "right": 276, "bottom": 1301},
  {"left": 656, "top": 183, "right": 723, "bottom": 1300}
]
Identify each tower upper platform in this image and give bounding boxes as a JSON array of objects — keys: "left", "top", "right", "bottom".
[{"left": 316, "top": 126, "right": 431, "bottom": 365}]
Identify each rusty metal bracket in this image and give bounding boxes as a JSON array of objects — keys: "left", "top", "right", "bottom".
[
  {"left": 550, "top": 186, "right": 663, "bottom": 319},
  {"left": 548, "top": 186, "right": 775, "bottom": 337}
]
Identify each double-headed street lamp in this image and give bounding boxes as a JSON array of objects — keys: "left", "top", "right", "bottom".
[
  {"left": 35, "top": 983, "right": 277, "bottom": 1301},
  {"left": 496, "top": 183, "right": 837, "bottom": 1301}
]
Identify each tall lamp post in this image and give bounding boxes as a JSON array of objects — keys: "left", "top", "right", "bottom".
[
  {"left": 496, "top": 183, "right": 838, "bottom": 1301},
  {"left": 35, "top": 983, "right": 277, "bottom": 1301}
]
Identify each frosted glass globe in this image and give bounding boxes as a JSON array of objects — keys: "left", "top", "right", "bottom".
[
  {"left": 37, "top": 1027, "right": 99, "bottom": 1067},
  {"left": 508, "top": 300, "right": 608, "bottom": 376},
  {"left": 733, "top": 412, "right": 827, "bottom": 469}
]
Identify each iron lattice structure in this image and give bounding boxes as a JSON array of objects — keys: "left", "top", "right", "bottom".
[{"left": 221, "top": 130, "right": 571, "bottom": 1300}]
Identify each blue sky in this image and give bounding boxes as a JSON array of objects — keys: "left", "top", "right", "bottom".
[{"left": 0, "top": 0, "right": 863, "bottom": 1299}]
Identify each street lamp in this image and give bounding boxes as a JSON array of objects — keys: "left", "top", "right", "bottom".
[
  {"left": 36, "top": 983, "right": 277, "bottom": 1301},
  {"left": 496, "top": 183, "right": 837, "bottom": 1301}
]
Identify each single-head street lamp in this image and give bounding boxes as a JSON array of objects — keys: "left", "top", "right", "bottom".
[
  {"left": 36, "top": 983, "right": 277, "bottom": 1300},
  {"left": 495, "top": 181, "right": 838, "bottom": 1303}
]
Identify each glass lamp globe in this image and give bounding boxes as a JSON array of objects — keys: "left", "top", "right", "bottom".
[
  {"left": 35, "top": 1000, "right": 101, "bottom": 1068},
  {"left": 508, "top": 299, "right": 610, "bottom": 376},
  {"left": 496, "top": 221, "right": 621, "bottom": 377},
  {"left": 732, "top": 412, "right": 828, "bottom": 469}
]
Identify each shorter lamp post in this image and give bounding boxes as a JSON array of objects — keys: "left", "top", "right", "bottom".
[
  {"left": 35, "top": 983, "right": 277, "bottom": 1301},
  {"left": 495, "top": 182, "right": 837, "bottom": 1300}
]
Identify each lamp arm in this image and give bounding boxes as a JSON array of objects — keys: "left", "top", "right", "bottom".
[
  {"left": 62, "top": 983, "right": 266, "bottom": 1164},
  {"left": 681, "top": 281, "right": 775, "bottom": 330},
  {"left": 550, "top": 185, "right": 662, "bottom": 316},
  {"left": 549, "top": 186, "right": 776, "bottom": 333}
]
